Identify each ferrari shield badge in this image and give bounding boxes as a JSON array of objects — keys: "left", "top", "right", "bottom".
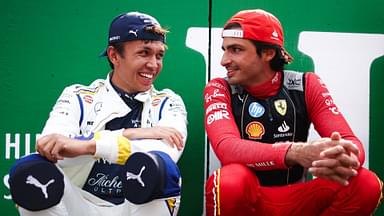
[{"left": 274, "top": 99, "right": 287, "bottom": 116}]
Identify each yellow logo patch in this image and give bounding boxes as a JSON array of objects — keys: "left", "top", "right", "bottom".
[
  {"left": 166, "top": 198, "right": 178, "bottom": 215},
  {"left": 274, "top": 99, "right": 287, "bottom": 116}
]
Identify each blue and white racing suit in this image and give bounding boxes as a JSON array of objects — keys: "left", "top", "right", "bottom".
[{"left": 19, "top": 73, "right": 188, "bottom": 216}]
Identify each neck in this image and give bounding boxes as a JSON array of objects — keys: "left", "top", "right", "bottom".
[{"left": 246, "top": 69, "right": 277, "bottom": 87}]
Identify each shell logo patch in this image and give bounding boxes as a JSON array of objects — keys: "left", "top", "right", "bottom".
[{"left": 246, "top": 121, "right": 265, "bottom": 139}]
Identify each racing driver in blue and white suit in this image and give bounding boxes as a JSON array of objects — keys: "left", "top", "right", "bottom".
[{"left": 11, "top": 12, "right": 187, "bottom": 216}]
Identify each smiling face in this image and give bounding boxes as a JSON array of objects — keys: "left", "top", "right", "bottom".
[
  {"left": 108, "top": 40, "right": 165, "bottom": 93},
  {"left": 221, "top": 37, "right": 275, "bottom": 87}
]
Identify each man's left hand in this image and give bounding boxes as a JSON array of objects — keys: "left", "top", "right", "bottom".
[{"left": 308, "top": 132, "right": 360, "bottom": 186}]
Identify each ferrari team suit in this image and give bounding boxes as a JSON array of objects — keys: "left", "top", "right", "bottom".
[{"left": 204, "top": 71, "right": 383, "bottom": 215}]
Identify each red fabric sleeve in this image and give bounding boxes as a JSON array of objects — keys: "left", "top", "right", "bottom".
[
  {"left": 305, "top": 72, "right": 365, "bottom": 164},
  {"left": 204, "top": 78, "right": 291, "bottom": 170}
]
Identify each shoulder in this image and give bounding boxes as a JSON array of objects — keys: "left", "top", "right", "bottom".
[
  {"left": 151, "top": 87, "right": 186, "bottom": 108},
  {"left": 205, "top": 77, "right": 228, "bottom": 90},
  {"left": 304, "top": 71, "right": 321, "bottom": 81},
  {"left": 152, "top": 87, "right": 181, "bottom": 99},
  {"left": 150, "top": 87, "right": 187, "bottom": 114},
  {"left": 283, "top": 70, "right": 309, "bottom": 91},
  {"left": 61, "top": 79, "right": 105, "bottom": 95},
  {"left": 301, "top": 72, "right": 325, "bottom": 89}
]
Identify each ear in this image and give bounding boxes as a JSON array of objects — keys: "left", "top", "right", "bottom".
[
  {"left": 107, "top": 46, "right": 119, "bottom": 66},
  {"left": 262, "top": 48, "right": 276, "bottom": 61}
]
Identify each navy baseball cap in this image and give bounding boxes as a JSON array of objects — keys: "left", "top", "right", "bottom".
[
  {"left": 100, "top": 11, "right": 166, "bottom": 56},
  {"left": 9, "top": 153, "right": 64, "bottom": 211},
  {"left": 123, "top": 151, "right": 181, "bottom": 204}
]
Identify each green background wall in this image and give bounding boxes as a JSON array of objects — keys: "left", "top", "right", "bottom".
[{"left": 0, "top": 0, "right": 382, "bottom": 215}]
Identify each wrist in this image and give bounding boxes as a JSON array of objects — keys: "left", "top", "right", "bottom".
[
  {"left": 123, "top": 128, "right": 134, "bottom": 139},
  {"left": 285, "top": 142, "right": 303, "bottom": 167},
  {"left": 85, "top": 139, "right": 96, "bottom": 155}
]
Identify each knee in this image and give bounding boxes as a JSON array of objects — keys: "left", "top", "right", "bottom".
[{"left": 350, "top": 168, "right": 382, "bottom": 207}]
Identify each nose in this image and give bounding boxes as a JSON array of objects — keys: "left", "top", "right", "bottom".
[
  {"left": 146, "top": 55, "right": 159, "bottom": 70},
  {"left": 220, "top": 51, "right": 231, "bottom": 66}
]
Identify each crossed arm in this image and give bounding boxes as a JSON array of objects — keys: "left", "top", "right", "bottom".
[{"left": 36, "top": 126, "right": 184, "bottom": 163}]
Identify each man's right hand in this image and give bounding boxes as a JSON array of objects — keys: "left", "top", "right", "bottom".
[{"left": 36, "top": 134, "right": 96, "bottom": 163}]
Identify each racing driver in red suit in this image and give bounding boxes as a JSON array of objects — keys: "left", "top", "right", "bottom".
[{"left": 204, "top": 9, "right": 383, "bottom": 216}]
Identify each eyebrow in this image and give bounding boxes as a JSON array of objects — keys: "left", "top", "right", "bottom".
[
  {"left": 222, "top": 43, "right": 242, "bottom": 50},
  {"left": 140, "top": 45, "right": 165, "bottom": 54}
]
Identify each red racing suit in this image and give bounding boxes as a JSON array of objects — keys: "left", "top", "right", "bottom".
[{"left": 204, "top": 71, "right": 383, "bottom": 216}]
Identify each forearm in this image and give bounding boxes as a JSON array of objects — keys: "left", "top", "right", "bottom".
[
  {"left": 94, "top": 126, "right": 186, "bottom": 164},
  {"left": 212, "top": 135, "right": 292, "bottom": 170},
  {"left": 130, "top": 139, "right": 184, "bottom": 162}
]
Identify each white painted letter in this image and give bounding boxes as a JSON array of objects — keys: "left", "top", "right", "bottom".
[{"left": 5, "top": 133, "right": 20, "bottom": 159}]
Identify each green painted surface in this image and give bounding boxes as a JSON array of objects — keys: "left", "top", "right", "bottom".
[
  {"left": 0, "top": 0, "right": 382, "bottom": 215},
  {"left": 0, "top": 1, "right": 207, "bottom": 215}
]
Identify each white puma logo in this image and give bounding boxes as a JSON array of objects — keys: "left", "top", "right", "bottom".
[
  {"left": 129, "top": 30, "right": 138, "bottom": 37},
  {"left": 126, "top": 166, "right": 146, "bottom": 187},
  {"left": 26, "top": 175, "right": 55, "bottom": 199}
]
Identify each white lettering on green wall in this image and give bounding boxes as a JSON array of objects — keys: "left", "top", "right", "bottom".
[
  {"left": 3, "top": 175, "right": 10, "bottom": 200},
  {"left": 5, "top": 133, "right": 38, "bottom": 159}
]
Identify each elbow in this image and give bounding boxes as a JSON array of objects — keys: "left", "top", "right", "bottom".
[{"left": 211, "top": 143, "right": 232, "bottom": 166}]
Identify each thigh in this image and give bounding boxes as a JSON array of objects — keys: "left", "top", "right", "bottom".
[
  {"left": 18, "top": 175, "right": 97, "bottom": 216},
  {"left": 19, "top": 204, "right": 69, "bottom": 216},
  {"left": 259, "top": 178, "right": 339, "bottom": 216}
]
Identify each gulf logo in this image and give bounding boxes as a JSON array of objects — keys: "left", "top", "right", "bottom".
[{"left": 248, "top": 102, "right": 265, "bottom": 118}]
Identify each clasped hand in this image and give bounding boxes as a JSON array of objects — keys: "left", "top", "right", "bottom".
[{"left": 292, "top": 132, "right": 360, "bottom": 186}]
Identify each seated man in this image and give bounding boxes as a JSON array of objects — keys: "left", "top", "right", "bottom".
[
  {"left": 204, "top": 9, "right": 383, "bottom": 216},
  {"left": 9, "top": 11, "right": 187, "bottom": 216}
]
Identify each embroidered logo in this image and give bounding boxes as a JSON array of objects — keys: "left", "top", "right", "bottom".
[
  {"left": 129, "top": 30, "right": 138, "bottom": 37},
  {"left": 126, "top": 166, "right": 146, "bottom": 187},
  {"left": 248, "top": 102, "right": 265, "bottom": 118},
  {"left": 152, "top": 98, "right": 161, "bottom": 106},
  {"left": 274, "top": 99, "right": 287, "bottom": 116},
  {"left": 278, "top": 121, "right": 290, "bottom": 133},
  {"left": 271, "top": 30, "right": 279, "bottom": 40},
  {"left": 26, "top": 175, "right": 55, "bottom": 199},
  {"left": 245, "top": 121, "right": 265, "bottom": 139},
  {"left": 166, "top": 198, "right": 178, "bottom": 215}
]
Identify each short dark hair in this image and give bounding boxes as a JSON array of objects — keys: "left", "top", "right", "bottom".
[
  {"left": 251, "top": 41, "right": 286, "bottom": 72},
  {"left": 107, "top": 42, "right": 125, "bottom": 69},
  {"left": 224, "top": 23, "right": 286, "bottom": 71}
]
